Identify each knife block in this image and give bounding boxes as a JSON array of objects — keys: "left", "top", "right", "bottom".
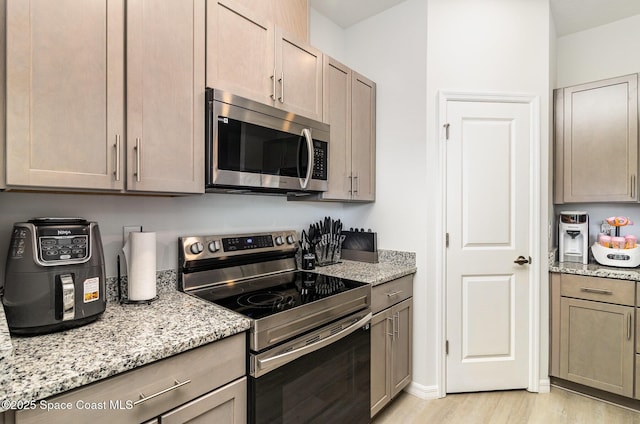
[{"left": 340, "top": 231, "right": 379, "bottom": 263}]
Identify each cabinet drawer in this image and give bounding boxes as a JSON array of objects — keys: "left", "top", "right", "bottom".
[
  {"left": 560, "top": 274, "right": 634, "bottom": 306},
  {"left": 372, "top": 275, "right": 413, "bottom": 315},
  {"left": 16, "top": 333, "right": 245, "bottom": 424}
]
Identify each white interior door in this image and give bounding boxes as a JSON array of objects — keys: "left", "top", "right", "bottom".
[{"left": 445, "top": 98, "right": 532, "bottom": 393}]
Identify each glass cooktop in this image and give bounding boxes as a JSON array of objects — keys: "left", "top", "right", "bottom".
[{"left": 191, "top": 271, "right": 368, "bottom": 320}]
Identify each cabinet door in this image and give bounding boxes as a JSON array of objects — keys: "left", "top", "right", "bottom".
[
  {"left": 0, "top": 0, "right": 6, "bottom": 189},
  {"left": 370, "top": 310, "right": 391, "bottom": 418},
  {"left": 275, "top": 27, "right": 323, "bottom": 121},
  {"left": 351, "top": 72, "right": 376, "bottom": 201},
  {"left": 391, "top": 298, "right": 413, "bottom": 397},
  {"left": 321, "top": 56, "right": 352, "bottom": 201},
  {"left": 5, "top": 0, "right": 124, "bottom": 191},
  {"left": 126, "top": 0, "right": 204, "bottom": 194},
  {"left": 207, "top": 0, "right": 275, "bottom": 106},
  {"left": 560, "top": 297, "right": 634, "bottom": 397},
  {"left": 558, "top": 74, "right": 638, "bottom": 203},
  {"left": 160, "top": 377, "right": 246, "bottom": 424},
  {"left": 231, "top": 0, "right": 308, "bottom": 41}
]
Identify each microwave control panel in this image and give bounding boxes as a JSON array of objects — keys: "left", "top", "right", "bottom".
[{"left": 312, "top": 141, "right": 327, "bottom": 180}]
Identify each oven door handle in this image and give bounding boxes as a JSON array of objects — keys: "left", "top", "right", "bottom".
[{"left": 256, "top": 312, "right": 371, "bottom": 373}]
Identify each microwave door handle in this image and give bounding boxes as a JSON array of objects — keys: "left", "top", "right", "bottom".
[{"left": 300, "top": 128, "right": 313, "bottom": 189}]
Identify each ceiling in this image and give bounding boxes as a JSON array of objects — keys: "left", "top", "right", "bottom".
[{"left": 309, "top": 0, "right": 640, "bottom": 36}]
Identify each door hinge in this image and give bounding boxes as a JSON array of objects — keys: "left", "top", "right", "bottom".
[
  {"left": 445, "top": 233, "right": 449, "bottom": 248},
  {"left": 446, "top": 340, "right": 449, "bottom": 355},
  {"left": 443, "top": 123, "right": 450, "bottom": 140}
]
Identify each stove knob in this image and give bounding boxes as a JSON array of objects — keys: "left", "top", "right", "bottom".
[
  {"left": 189, "top": 242, "right": 204, "bottom": 255},
  {"left": 286, "top": 235, "right": 295, "bottom": 244},
  {"left": 275, "top": 236, "right": 284, "bottom": 246},
  {"left": 208, "top": 240, "right": 220, "bottom": 253}
]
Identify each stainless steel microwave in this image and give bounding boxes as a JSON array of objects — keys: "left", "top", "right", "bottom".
[{"left": 205, "top": 88, "right": 329, "bottom": 195}]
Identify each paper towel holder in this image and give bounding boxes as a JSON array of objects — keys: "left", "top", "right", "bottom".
[{"left": 117, "top": 254, "right": 158, "bottom": 305}]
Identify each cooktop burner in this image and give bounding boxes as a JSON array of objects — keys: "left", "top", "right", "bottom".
[{"left": 190, "top": 271, "right": 366, "bottom": 320}]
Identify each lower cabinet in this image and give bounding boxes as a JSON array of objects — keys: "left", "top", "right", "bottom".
[
  {"left": 550, "top": 273, "right": 635, "bottom": 398},
  {"left": 12, "top": 333, "right": 246, "bottom": 424},
  {"left": 559, "top": 297, "right": 634, "bottom": 397},
  {"left": 370, "top": 275, "right": 413, "bottom": 418}
]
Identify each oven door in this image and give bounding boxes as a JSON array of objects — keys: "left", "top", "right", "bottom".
[{"left": 249, "top": 311, "right": 371, "bottom": 424}]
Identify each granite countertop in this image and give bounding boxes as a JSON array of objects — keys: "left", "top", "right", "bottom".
[
  {"left": 550, "top": 261, "right": 640, "bottom": 281},
  {"left": 311, "top": 249, "right": 417, "bottom": 286},
  {"left": 0, "top": 250, "right": 416, "bottom": 412},
  {"left": 0, "top": 288, "right": 250, "bottom": 412}
]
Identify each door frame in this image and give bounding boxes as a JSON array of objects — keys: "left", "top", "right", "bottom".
[{"left": 435, "top": 91, "right": 542, "bottom": 397}]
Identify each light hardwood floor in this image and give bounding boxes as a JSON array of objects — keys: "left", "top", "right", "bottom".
[{"left": 372, "top": 387, "right": 640, "bottom": 423}]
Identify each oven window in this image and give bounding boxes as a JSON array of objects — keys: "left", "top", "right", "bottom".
[
  {"left": 217, "top": 117, "right": 308, "bottom": 178},
  {"left": 249, "top": 324, "right": 370, "bottom": 424}
]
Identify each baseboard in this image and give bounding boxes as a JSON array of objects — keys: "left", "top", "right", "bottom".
[
  {"left": 537, "top": 378, "right": 551, "bottom": 393},
  {"left": 404, "top": 381, "right": 440, "bottom": 400}
]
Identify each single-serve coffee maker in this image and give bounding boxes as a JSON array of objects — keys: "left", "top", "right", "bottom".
[{"left": 559, "top": 211, "right": 589, "bottom": 264}]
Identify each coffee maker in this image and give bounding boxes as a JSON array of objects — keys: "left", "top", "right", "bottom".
[{"left": 559, "top": 211, "right": 589, "bottom": 264}]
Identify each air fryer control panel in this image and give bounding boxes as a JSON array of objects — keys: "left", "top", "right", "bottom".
[{"left": 9, "top": 221, "right": 92, "bottom": 265}]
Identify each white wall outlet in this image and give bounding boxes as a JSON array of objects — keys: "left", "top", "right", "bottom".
[{"left": 123, "top": 225, "right": 143, "bottom": 246}]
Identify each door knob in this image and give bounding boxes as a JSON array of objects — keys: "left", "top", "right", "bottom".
[{"left": 514, "top": 256, "right": 531, "bottom": 265}]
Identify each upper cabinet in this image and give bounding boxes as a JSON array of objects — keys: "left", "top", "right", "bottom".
[
  {"left": 5, "top": 0, "right": 125, "bottom": 191},
  {"left": 126, "top": 0, "right": 205, "bottom": 194},
  {"left": 315, "top": 56, "right": 376, "bottom": 202},
  {"left": 0, "top": 0, "right": 6, "bottom": 189},
  {"left": 207, "top": 0, "right": 322, "bottom": 121},
  {"left": 554, "top": 74, "right": 638, "bottom": 203},
  {"left": 4, "top": 0, "right": 204, "bottom": 194},
  {"left": 232, "top": 0, "right": 308, "bottom": 41}
]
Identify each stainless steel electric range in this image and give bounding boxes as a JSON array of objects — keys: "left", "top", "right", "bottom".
[{"left": 178, "top": 230, "right": 372, "bottom": 424}]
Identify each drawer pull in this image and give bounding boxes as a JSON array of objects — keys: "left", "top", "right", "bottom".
[
  {"left": 580, "top": 287, "right": 613, "bottom": 295},
  {"left": 386, "top": 290, "right": 403, "bottom": 297},
  {"left": 133, "top": 379, "right": 191, "bottom": 406}
]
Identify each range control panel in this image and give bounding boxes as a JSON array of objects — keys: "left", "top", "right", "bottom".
[{"left": 179, "top": 230, "right": 298, "bottom": 263}]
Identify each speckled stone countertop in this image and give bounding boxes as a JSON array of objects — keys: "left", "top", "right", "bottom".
[
  {"left": 0, "top": 251, "right": 415, "bottom": 411},
  {"left": 0, "top": 278, "right": 250, "bottom": 412},
  {"left": 550, "top": 261, "right": 640, "bottom": 281},
  {"left": 311, "top": 249, "right": 417, "bottom": 286}
]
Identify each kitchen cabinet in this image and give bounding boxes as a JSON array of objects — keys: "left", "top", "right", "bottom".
[
  {"left": 0, "top": 0, "right": 6, "bottom": 189},
  {"left": 4, "top": 0, "right": 204, "bottom": 194},
  {"left": 554, "top": 74, "right": 638, "bottom": 203},
  {"left": 125, "top": 0, "right": 205, "bottom": 194},
  {"left": 371, "top": 275, "right": 413, "bottom": 418},
  {"left": 550, "top": 273, "right": 635, "bottom": 398},
  {"left": 231, "top": 0, "right": 308, "bottom": 41},
  {"left": 12, "top": 333, "right": 246, "bottom": 424},
  {"left": 207, "top": 0, "right": 323, "bottom": 121},
  {"left": 5, "top": 0, "right": 125, "bottom": 191},
  {"left": 312, "top": 56, "right": 376, "bottom": 202}
]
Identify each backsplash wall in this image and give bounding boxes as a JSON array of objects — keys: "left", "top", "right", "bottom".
[
  {"left": 553, "top": 203, "right": 640, "bottom": 247},
  {"left": 0, "top": 191, "right": 371, "bottom": 283}
]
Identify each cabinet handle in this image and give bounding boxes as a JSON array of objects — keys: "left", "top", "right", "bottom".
[
  {"left": 114, "top": 135, "right": 121, "bottom": 181},
  {"left": 134, "top": 138, "right": 141, "bottom": 182},
  {"left": 278, "top": 71, "right": 284, "bottom": 103},
  {"left": 270, "top": 68, "right": 277, "bottom": 100},
  {"left": 580, "top": 287, "right": 613, "bottom": 295},
  {"left": 386, "top": 316, "right": 394, "bottom": 338},
  {"left": 353, "top": 175, "right": 359, "bottom": 195},
  {"left": 386, "top": 290, "right": 403, "bottom": 297},
  {"left": 628, "top": 312, "right": 632, "bottom": 341},
  {"left": 394, "top": 312, "right": 400, "bottom": 340},
  {"left": 632, "top": 175, "right": 636, "bottom": 198},
  {"left": 348, "top": 175, "right": 353, "bottom": 194},
  {"left": 133, "top": 379, "right": 191, "bottom": 406}
]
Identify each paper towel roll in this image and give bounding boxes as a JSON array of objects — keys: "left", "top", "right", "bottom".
[{"left": 123, "top": 232, "right": 157, "bottom": 301}]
